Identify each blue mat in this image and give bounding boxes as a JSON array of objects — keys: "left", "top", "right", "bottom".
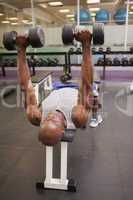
[{"left": 53, "top": 81, "right": 79, "bottom": 90}]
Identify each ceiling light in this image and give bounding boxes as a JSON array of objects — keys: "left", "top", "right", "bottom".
[
  {"left": 70, "top": 18, "right": 74, "bottom": 21},
  {"left": 87, "top": 0, "right": 100, "bottom": 4},
  {"left": 91, "top": 12, "right": 96, "bottom": 17},
  {"left": 11, "top": 22, "right": 18, "bottom": 25},
  {"left": 66, "top": 14, "right": 74, "bottom": 18},
  {"left": 48, "top": 1, "right": 63, "bottom": 7},
  {"left": 1, "top": 20, "right": 10, "bottom": 24},
  {"left": 9, "top": 17, "right": 18, "bottom": 20},
  {"left": 0, "top": 13, "right": 4, "bottom": 16},
  {"left": 131, "top": 6, "right": 133, "bottom": 9},
  {"left": 39, "top": 3, "right": 47, "bottom": 8},
  {"left": 59, "top": 9, "right": 70, "bottom": 13},
  {"left": 129, "top": 11, "right": 133, "bottom": 14},
  {"left": 24, "top": 21, "right": 33, "bottom": 25},
  {"left": 89, "top": 7, "right": 100, "bottom": 11},
  {"left": 22, "top": 20, "right": 29, "bottom": 23}
]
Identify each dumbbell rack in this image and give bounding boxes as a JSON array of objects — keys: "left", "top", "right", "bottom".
[
  {"left": 36, "top": 131, "right": 77, "bottom": 192},
  {"left": 0, "top": 51, "right": 68, "bottom": 77},
  {"left": 67, "top": 50, "right": 133, "bottom": 80}
]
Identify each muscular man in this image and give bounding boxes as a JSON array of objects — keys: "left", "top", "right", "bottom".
[{"left": 16, "top": 30, "right": 94, "bottom": 146}]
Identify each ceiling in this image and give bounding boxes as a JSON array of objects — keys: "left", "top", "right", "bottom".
[{"left": 0, "top": 0, "right": 131, "bottom": 26}]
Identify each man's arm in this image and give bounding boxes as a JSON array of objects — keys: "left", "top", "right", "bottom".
[{"left": 16, "top": 35, "right": 42, "bottom": 126}]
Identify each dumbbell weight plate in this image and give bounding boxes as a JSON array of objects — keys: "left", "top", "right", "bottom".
[
  {"left": 28, "top": 26, "right": 44, "bottom": 48},
  {"left": 106, "top": 47, "right": 111, "bottom": 53},
  {"left": 121, "top": 58, "right": 128, "bottom": 66},
  {"left": 3, "top": 31, "right": 17, "bottom": 50},
  {"left": 60, "top": 74, "right": 72, "bottom": 83},
  {"left": 93, "top": 23, "right": 104, "bottom": 45},
  {"left": 62, "top": 25, "right": 74, "bottom": 45}
]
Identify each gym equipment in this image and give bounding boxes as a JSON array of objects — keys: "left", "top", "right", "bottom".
[
  {"left": 46, "top": 58, "right": 59, "bottom": 66},
  {"left": 97, "top": 57, "right": 104, "bottom": 66},
  {"left": 129, "top": 58, "right": 133, "bottom": 66},
  {"left": 130, "top": 47, "right": 133, "bottom": 54},
  {"left": 76, "top": 47, "right": 82, "bottom": 54},
  {"left": 3, "top": 26, "right": 44, "bottom": 50},
  {"left": 96, "top": 9, "right": 110, "bottom": 24},
  {"left": 105, "top": 58, "right": 112, "bottom": 66},
  {"left": 121, "top": 57, "right": 129, "bottom": 66},
  {"left": 75, "top": 8, "right": 91, "bottom": 25},
  {"left": 113, "top": 57, "right": 121, "bottom": 66},
  {"left": 69, "top": 47, "right": 74, "bottom": 53},
  {"left": 98, "top": 47, "right": 104, "bottom": 53},
  {"left": 114, "top": 8, "right": 126, "bottom": 25},
  {"left": 60, "top": 73, "right": 72, "bottom": 83},
  {"left": 62, "top": 23, "right": 104, "bottom": 46},
  {"left": 106, "top": 47, "right": 111, "bottom": 53},
  {"left": 91, "top": 47, "right": 96, "bottom": 53}
]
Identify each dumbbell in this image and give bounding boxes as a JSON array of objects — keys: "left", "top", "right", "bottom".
[
  {"left": 10, "top": 58, "right": 16, "bottom": 67},
  {"left": 91, "top": 47, "right": 96, "bottom": 53},
  {"left": 98, "top": 47, "right": 104, "bottom": 53},
  {"left": 76, "top": 47, "right": 82, "bottom": 54},
  {"left": 129, "top": 58, "right": 133, "bottom": 66},
  {"left": 130, "top": 47, "right": 133, "bottom": 54},
  {"left": 121, "top": 57, "right": 129, "bottom": 66},
  {"left": 105, "top": 58, "right": 112, "bottom": 66},
  {"left": 97, "top": 58, "right": 104, "bottom": 66},
  {"left": 60, "top": 73, "right": 72, "bottom": 83},
  {"left": 113, "top": 57, "right": 121, "bottom": 66},
  {"left": 62, "top": 23, "right": 104, "bottom": 46},
  {"left": 69, "top": 47, "right": 74, "bottom": 53},
  {"left": 106, "top": 47, "right": 111, "bottom": 54},
  {"left": 3, "top": 26, "right": 44, "bottom": 51}
]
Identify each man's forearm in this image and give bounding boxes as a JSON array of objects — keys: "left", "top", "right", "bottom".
[{"left": 17, "top": 48, "right": 31, "bottom": 91}]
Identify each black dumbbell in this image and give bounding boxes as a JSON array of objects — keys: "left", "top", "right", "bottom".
[
  {"left": 69, "top": 47, "right": 74, "bottom": 53},
  {"left": 98, "top": 47, "right": 104, "bottom": 53},
  {"left": 53, "top": 58, "right": 59, "bottom": 65},
  {"left": 105, "top": 58, "right": 112, "bottom": 66},
  {"left": 10, "top": 58, "right": 16, "bottom": 67},
  {"left": 91, "top": 47, "right": 96, "bottom": 53},
  {"left": 97, "top": 58, "right": 104, "bottom": 66},
  {"left": 113, "top": 57, "right": 121, "bottom": 66},
  {"left": 76, "top": 47, "right": 82, "bottom": 54},
  {"left": 130, "top": 47, "right": 133, "bottom": 54},
  {"left": 3, "top": 26, "right": 44, "bottom": 51},
  {"left": 60, "top": 73, "right": 72, "bottom": 83},
  {"left": 121, "top": 57, "right": 129, "bottom": 66},
  {"left": 62, "top": 23, "right": 104, "bottom": 46},
  {"left": 129, "top": 58, "right": 133, "bottom": 66},
  {"left": 106, "top": 47, "right": 111, "bottom": 54}
]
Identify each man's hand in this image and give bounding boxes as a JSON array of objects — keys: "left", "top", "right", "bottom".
[
  {"left": 16, "top": 34, "right": 29, "bottom": 48},
  {"left": 74, "top": 30, "right": 92, "bottom": 44}
]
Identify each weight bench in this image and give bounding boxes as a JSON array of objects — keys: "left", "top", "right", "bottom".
[{"left": 36, "top": 130, "right": 77, "bottom": 192}]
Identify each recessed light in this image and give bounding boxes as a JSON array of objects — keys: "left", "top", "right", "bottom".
[
  {"left": 66, "top": 14, "right": 74, "bottom": 18},
  {"left": 91, "top": 12, "right": 96, "bottom": 17},
  {"left": 11, "top": 22, "right": 18, "bottom": 25},
  {"left": 1, "top": 20, "right": 10, "bottom": 24},
  {"left": 59, "top": 9, "right": 70, "bottom": 13},
  {"left": 39, "top": 3, "right": 47, "bottom": 8},
  {"left": 129, "top": 11, "right": 133, "bottom": 14},
  {"left": 22, "top": 20, "right": 29, "bottom": 23},
  {"left": 70, "top": 18, "right": 74, "bottom": 21},
  {"left": 9, "top": 17, "right": 18, "bottom": 20},
  {"left": 0, "top": 13, "right": 4, "bottom": 16},
  {"left": 89, "top": 7, "right": 100, "bottom": 11},
  {"left": 87, "top": 0, "right": 100, "bottom": 4},
  {"left": 48, "top": 1, "right": 63, "bottom": 7}
]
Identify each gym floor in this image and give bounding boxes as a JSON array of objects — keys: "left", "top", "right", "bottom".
[{"left": 0, "top": 77, "right": 133, "bottom": 200}]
